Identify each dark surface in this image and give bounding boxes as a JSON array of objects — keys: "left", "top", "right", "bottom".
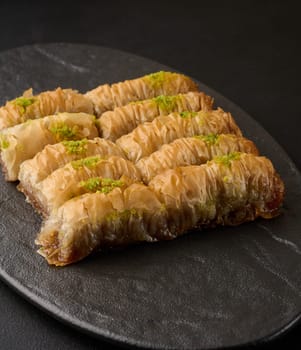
[
  {"left": 0, "top": 2, "right": 300, "bottom": 350},
  {"left": 0, "top": 44, "right": 301, "bottom": 350}
]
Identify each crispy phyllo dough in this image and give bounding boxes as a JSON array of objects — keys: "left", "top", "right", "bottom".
[
  {"left": 149, "top": 153, "right": 284, "bottom": 228},
  {"left": 18, "top": 138, "right": 125, "bottom": 194},
  {"left": 116, "top": 109, "right": 242, "bottom": 162},
  {"left": 0, "top": 88, "right": 93, "bottom": 130},
  {"left": 28, "top": 156, "right": 141, "bottom": 216},
  {"left": 85, "top": 71, "right": 198, "bottom": 116},
  {"left": 136, "top": 134, "right": 259, "bottom": 183},
  {"left": 0, "top": 113, "right": 98, "bottom": 181},
  {"left": 36, "top": 153, "right": 284, "bottom": 266},
  {"left": 98, "top": 92, "right": 213, "bottom": 141}
]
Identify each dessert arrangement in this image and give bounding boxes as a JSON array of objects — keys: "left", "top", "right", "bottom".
[{"left": 0, "top": 71, "right": 285, "bottom": 266}]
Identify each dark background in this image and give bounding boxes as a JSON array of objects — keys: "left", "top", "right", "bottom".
[{"left": 0, "top": 1, "right": 300, "bottom": 349}]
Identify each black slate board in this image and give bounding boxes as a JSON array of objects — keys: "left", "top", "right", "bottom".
[{"left": 0, "top": 43, "right": 300, "bottom": 350}]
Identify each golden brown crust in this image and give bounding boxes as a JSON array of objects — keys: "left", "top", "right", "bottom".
[
  {"left": 31, "top": 156, "right": 142, "bottom": 216},
  {"left": 116, "top": 109, "right": 242, "bottom": 162},
  {"left": 98, "top": 92, "right": 214, "bottom": 141},
  {"left": 19, "top": 134, "right": 258, "bottom": 216},
  {"left": 85, "top": 71, "right": 199, "bottom": 116},
  {"left": 18, "top": 138, "right": 125, "bottom": 191},
  {"left": 0, "top": 73, "right": 285, "bottom": 268},
  {"left": 17, "top": 183, "right": 48, "bottom": 218},
  {"left": 0, "top": 88, "right": 93, "bottom": 130},
  {"left": 0, "top": 112, "right": 99, "bottom": 181},
  {"left": 136, "top": 134, "right": 259, "bottom": 183},
  {"left": 36, "top": 153, "right": 284, "bottom": 266}
]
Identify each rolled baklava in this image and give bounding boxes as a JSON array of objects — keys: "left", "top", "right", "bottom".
[
  {"left": 86, "top": 71, "right": 198, "bottom": 116},
  {"left": 18, "top": 138, "right": 125, "bottom": 195},
  {"left": 18, "top": 134, "right": 258, "bottom": 216},
  {"left": 98, "top": 92, "right": 213, "bottom": 141},
  {"left": 0, "top": 88, "right": 93, "bottom": 130},
  {"left": 136, "top": 134, "right": 259, "bottom": 183},
  {"left": 116, "top": 109, "right": 242, "bottom": 162},
  {"left": 36, "top": 153, "right": 284, "bottom": 266},
  {"left": 25, "top": 156, "right": 141, "bottom": 216},
  {"left": 0, "top": 112, "right": 98, "bottom": 181}
]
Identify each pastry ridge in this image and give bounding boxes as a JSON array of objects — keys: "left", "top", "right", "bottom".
[
  {"left": 0, "top": 112, "right": 99, "bottom": 181},
  {"left": 18, "top": 134, "right": 258, "bottom": 216},
  {"left": 0, "top": 72, "right": 285, "bottom": 267},
  {"left": 18, "top": 138, "right": 126, "bottom": 194},
  {"left": 85, "top": 71, "right": 198, "bottom": 116},
  {"left": 36, "top": 153, "right": 284, "bottom": 266},
  {"left": 98, "top": 92, "right": 213, "bottom": 141},
  {"left": 28, "top": 155, "right": 141, "bottom": 216},
  {"left": 116, "top": 109, "right": 242, "bottom": 162},
  {"left": 136, "top": 134, "right": 259, "bottom": 183},
  {"left": 0, "top": 88, "right": 93, "bottom": 130}
]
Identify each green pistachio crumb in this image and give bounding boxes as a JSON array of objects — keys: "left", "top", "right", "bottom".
[
  {"left": 105, "top": 208, "right": 138, "bottom": 222},
  {"left": 62, "top": 139, "right": 88, "bottom": 155},
  {"left": 223, "top": 176, "right": 230, "bottom": 183},
  {"left": 99, "top": 178, "right": 124, "bottom": 194},
  {"left": 213, "top": 152, "right": 241, "bottom": 167},
  {"left": 179, "top": 111, "right": 198, "bottom": 119},
  {"left": 12, "top": 97, "right": 35, "bottom": 114},
  {"left": 49, "top": 123, "right": 78, "bottom": 140},
  {"left": 143, "top": 71, "right": 176, "bottom": 89},
  {"left": 79, "top": 177, "right": 124, "bottom": 194},
  {"left": 0, "top": 136, "right": 9, "bottom": 150},
  {"left": 194, "top": 133, "right": 219, "bottom": 145},
  {"left": 13, "top": 97, "right": 35, "bottom": 107},
  {"left": 71, "top": 156, "right": 102, "bottom": 170},
  {"left": 152, "top": 95, "right": 182, "bottom": 112},
  {"left": 79, "top": 177, "right": 102, "bottom": 191}
]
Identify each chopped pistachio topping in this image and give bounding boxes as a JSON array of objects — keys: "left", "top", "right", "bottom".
[
  {"left": 12, "top": 97, "right": 36, "bottom": 115},
  {"left": 213, "top": 152, "right": 241, "bottom": 167},
  {"left": 143, "top": 71, "right": 174, "bottom": 89},
  {"left": 194, "top": 133, "right": 219, "bottom": 145},
  {"left": 152, "top": 95, "right": 182, "bottom": 112},
  {"left": 79, "top": 177, "right": 102, "bottom": 191},
  {"left": 79, "top": 177, "right": 124, "bottom": 194},
  {"left": 179, "top": 111, "right": 198, "bottom": 119},
  {"left": 0, "top": 136, "right": 9, "bottom": 150},
  {"left": 99, "top": 178, "right": 124, "bottom": 194},
  {"left": 62, "top": 139, "right": 88, "bottom": 155},
  {"left": 106, "top": 208, "right": 138, "bottom": 222},
  {"left": 13, "top": 97, "right": 35, "bottom": 107},
  {"left": 71, "top": 156, "right": 102, "bottom": 170},
  {"left": 223, "top": 176, "right": 231, "bottom": 183},
  {"left": 49, "top": 123, "right": 78, "bottom": 141}
]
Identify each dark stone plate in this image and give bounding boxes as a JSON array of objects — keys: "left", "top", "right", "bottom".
[{"left": 0, "top": 43, "right": 300, "bottom": 350}]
